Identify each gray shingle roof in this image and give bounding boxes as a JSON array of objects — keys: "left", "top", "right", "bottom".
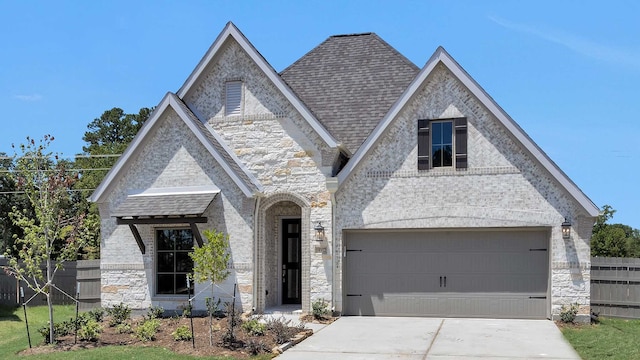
[
  {"left": 280, "top": 33, "right": 420, "bottom": 154},
  {"left": 113, "top": 188, "right": 219, "bottom": 217}
]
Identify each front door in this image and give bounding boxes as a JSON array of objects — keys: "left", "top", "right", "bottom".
[{"left": 282, "top": 219, "right": 302, "bottom": 304}]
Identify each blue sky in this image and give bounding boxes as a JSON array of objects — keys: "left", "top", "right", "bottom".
[{"left": 1, "top": 1, "right": 639, "bottom": 229}]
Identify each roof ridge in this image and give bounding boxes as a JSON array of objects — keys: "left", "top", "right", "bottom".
[
  {"left": 330, "top": 32, "right": 373, "bottom": 37},
  {"left": 368, "top": 33, "right": 419, "bottom": 71}
]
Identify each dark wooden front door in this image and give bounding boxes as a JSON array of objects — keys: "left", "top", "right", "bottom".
[{"left": 282, "top": 219, "right": 301, "bottom": 304}]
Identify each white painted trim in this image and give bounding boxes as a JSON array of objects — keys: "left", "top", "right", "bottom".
[
  {"left": 337, "top": 47, "right": 599, "bottom": 217},
  {"left": 127, "top": 185, "right": 220, "bottom": 197},
  {"left": 177, "top": 22, "right": 340, "bottom": 149}
]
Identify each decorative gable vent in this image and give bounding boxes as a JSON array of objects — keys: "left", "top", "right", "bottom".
[{"left": 225, "top": 81, "right": 242, "bottom": 116}]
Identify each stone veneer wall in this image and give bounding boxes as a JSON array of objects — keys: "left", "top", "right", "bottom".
[
  {"left": 334, "top": 64, "right": 593, "bottom": 318},
  {"left": 182, "top": 38, "right": 335, "bottom": 313}
]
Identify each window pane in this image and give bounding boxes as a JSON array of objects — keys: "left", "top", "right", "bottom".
[
  {"left": 432, "top": 123, "right": 442, "bottom": 144},
  {"left": 443, "top": 145, "right": 453, "bottom": 166},
  {"left": 157, "top": 252, "right": 174, "bottom": 272},
  {"left": 175, "top": 252, "right": 193, "bottom": 273},
  {"left": 175, "top": 230, "right": 193, "bottom": 250},
  {"left": 442, "top": 122, "right": 452, "bottom": 144},
  {"left": 175, "top": 274, "right": 189, "bottom": 295},
  {"left": 157, "top": 230, "right": 173, "bottom": 250},
  {"left": 432, "top": 145, "right": 442, "bottom": 167},
  {"left": 157, "top": 274, "right": 174, "bottom": 294},
  {"left": 287, "top": 237, "right": 299, "bottom": 263}
]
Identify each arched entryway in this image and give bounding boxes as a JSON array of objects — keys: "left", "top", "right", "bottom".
[{"left": 255, "top": 193, "right": 310, "bottom": 313}]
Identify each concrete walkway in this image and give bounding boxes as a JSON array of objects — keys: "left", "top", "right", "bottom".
[{"left": 277, "top": 317, "right": 581, "bottom": 359}]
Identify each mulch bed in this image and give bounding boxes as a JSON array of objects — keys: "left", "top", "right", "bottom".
[{"left": 20, "top": 314, "right": 317, "bottom": 358}]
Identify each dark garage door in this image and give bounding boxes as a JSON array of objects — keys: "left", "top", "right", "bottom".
[{"left": 344, "top": 229, "right": 549, "bottom": 318}]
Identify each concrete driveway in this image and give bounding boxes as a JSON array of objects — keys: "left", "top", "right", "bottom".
[{"left": 278, "top": 317, "right": 581, "bottom": 359}]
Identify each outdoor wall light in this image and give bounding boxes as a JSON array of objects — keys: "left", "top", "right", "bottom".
[
  {"left": 561, "top": 218, "right": 571, "bottom": 240},
  {"left": 314, "top": 222, "right": 325, "bottom": 241}
]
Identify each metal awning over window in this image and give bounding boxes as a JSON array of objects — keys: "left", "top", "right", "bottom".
[{"left": 113, "top": 186, "right": 220, "bottom": 254}]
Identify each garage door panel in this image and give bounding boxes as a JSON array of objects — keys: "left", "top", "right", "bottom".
[{"left": 345, "top": 230, "right": 549, "bottom": 318}]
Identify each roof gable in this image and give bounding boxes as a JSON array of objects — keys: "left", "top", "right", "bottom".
[
  {"left": 337, "top": 46, "right": 599, "bottom": 217},
  {"left": 177, "top": 22, "right": 339, "bottom": 149},
  {"left": 89, "top": 92, "right": 263, "bottom": 203},
  {"left": 280, "top": 33, "right": 420, "bottom": 154}
]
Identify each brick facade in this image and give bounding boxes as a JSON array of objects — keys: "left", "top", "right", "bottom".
[{"left": 334, "top": 65, "right": 592, "bottom": 317}]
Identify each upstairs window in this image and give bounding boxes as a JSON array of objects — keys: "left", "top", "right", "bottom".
[
  {"left": 156, "top": 229, "right": 193, "bottom": 295},
  {"left": 225, "top": 81, "right": 243, "bottom": 116},
  {"left": 418, "top": 118, "right": 467, "bottom": 170}
]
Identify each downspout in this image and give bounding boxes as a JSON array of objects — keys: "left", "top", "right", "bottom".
[
  {"left": 252, "top": 195, "right": 261, "bottom": 313},
  {"left": 325, "top": 177, "right": 339, "bottom": 314}
]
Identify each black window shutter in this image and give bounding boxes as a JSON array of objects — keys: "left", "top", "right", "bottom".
[
  {"left": 417, "top": 119, "right": 430, "bottom": 170},
  {"left": 455, "top": 117, "right": 468, "bottom": 169}
]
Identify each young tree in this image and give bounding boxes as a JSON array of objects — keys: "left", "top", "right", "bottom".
[
  {"left": 2, "top": 136, "right": 84, "bottom": 344},
  {"left": 189, "top": 229, "right": 231, "bottom": 346},
  {"left": 0, "top": 152, "right": 33, "bottom": 255}
]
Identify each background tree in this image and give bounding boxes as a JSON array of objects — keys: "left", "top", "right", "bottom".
[
  {"left": 189, "top": 229, "right": 231, "bottom": 346},
  {"left": 0, "top": 152, "right": 33, "bottom": 255},
  {"left": 72, "top": 107, "right": 152, "bottom": 259},
  {"left": 2, "top": 136, "right": 84, "bottom": 344},
  {"left": 591, "top": 205, "right": 640, "bottom": 257}
]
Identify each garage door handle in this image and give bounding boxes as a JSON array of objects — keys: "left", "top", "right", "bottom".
[
  {"left": 347, "top": 294, "right": 362, "bottom": 297},
  {"left": 529, "top": 296, "right": 547, "bottom": 299},
  {"left": 444, "top": 276, "right": 447, "bottom": 287},
  {"left": 439, "top": 276, "right": 442, "bottom": 287}
]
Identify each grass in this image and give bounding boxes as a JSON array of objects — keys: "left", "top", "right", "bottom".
[
  {"left": 561, "top": 317, "right": 640, "bottom": 360},
  {"left": 0, "top": 305, "right": 271, "bottom": 359}
]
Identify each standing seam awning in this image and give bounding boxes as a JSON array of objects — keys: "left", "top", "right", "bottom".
[{"left": 113, "top": 186, "right": 220, "bottom": 253}]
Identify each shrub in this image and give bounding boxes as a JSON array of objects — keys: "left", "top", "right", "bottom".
[
  {"left": 38, "top": 323, "right": 60, "bottom": 344},
  {"left": 135, "top": 318, "right": 161, "bottom": 342},
  {"left": 242, "top": 319, "right": 266, "bottom": 336},
  {"left": 266, "top": 316, "right": 304, "bottom": 344},
  {"left": 559, "top": 303, "right": 579, "bottom": 323},
  {"left": 172, "top": 325, "right": 193, "bottom": 341},
  {"left": 86, "top": 308, "right": 105, "bottom": 323},
  {"left": 115, "top": 322, "right": 133, "bottom": 334},
  {"left": 107, "top": 303, "right": 131, "bottom": 327},
  {"left": 206, "top": 297, "right": 223, "bottom": 317},
  {"left": 145, "top": 305, "right": 164, "bottom": 320},
  {"left": 245, "top": 338, "right": 270, "bottom": 355},
  {"left": 77, "top": 320, "right": 102, "bottom": 341},
  {"left": 312, "top": 298, "right": 330, "bottom": 320}
]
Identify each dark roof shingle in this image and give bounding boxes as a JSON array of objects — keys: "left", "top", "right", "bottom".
[{"left": 280, "top": 33, "right": 420, "bottom": 154}]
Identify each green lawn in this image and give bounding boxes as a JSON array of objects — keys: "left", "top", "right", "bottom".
[
  {"left": 0, "top": 305, "right": 269, "bottom": 359},
  {"left": 561, "top": 317, "right": 640, "bottom": 360}
]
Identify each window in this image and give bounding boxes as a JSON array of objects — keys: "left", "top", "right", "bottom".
[
  {"left": 225, "top": 81, "right": 242, "bottom": 116},
  {"left": 418, "top": 117, "right": 467, "bottom": 170},
  {"left": 156, "top": 229, "right": 193, "bottom": 295}
]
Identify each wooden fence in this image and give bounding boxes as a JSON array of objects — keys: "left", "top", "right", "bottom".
[
  {"left": 0, "top": 258, "right": 101, "bottom": 310},
  {"left": 591, "top": 257, "right": 640, "bottom": 319}
]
